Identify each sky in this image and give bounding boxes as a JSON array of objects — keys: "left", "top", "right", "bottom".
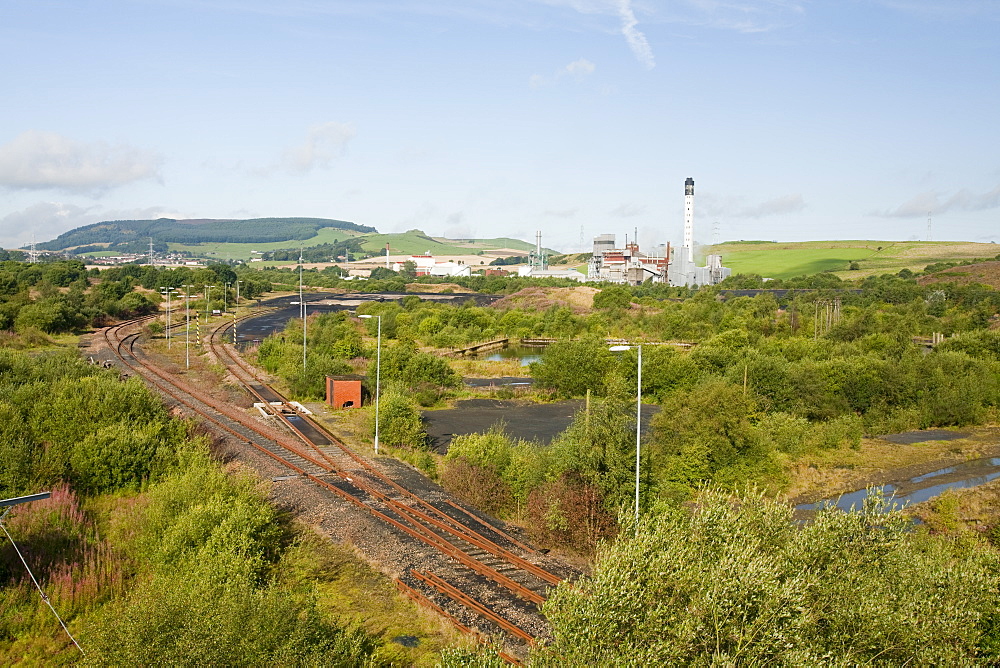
[{"left": 1, "top": 0, "right": 999, "bottom": 253}]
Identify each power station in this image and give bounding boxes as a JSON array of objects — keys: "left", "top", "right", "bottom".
[{"left": 588, "top": 177, "right": 731, "bottom": 286}]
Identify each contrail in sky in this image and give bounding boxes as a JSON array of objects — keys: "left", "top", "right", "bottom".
[{"left": 616, "top": 0, "right": 655, "bottom": 69}]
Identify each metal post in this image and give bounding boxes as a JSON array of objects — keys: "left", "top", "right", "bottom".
[
  {"left": 183, "top": 285, "right": 194, "bottom": 369},
  {"left": 234, "top": 280, "right": 241, "bottom": 346},
  {"left": 359, "top": 314, "right": 382, "bottom": 455},
  {"left": 375, "top": 315, "right": 381, "bottom": 455},
  {"left": 635, "top": 343, "right": 642, "bottom": 537},
  {"left": 610, "top": 343, "right": 642, "bottom": 536},
  {"left": 300, "top": 254, "right": 306, "bottom": 371}
]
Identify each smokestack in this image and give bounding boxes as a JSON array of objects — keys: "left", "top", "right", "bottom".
[{"left": 683, "top": 177, "right": 695, "bottom": 263}]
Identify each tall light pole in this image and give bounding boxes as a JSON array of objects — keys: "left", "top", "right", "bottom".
[
  {"left": 359, "top": 314, "right": 381, "bottom": 455},
  {"left": 299, "top": 251, "right": 306, "bottom": 371},
  {"left": 224, "top": 282, "right": 229, "bottom": 313},
  {"left": 234, "top": 279, "right": 241, "bottom": 346},
  {"left": 610, "top": 343, "right": 642, "bottom": 536},
  {"left": 159, "top": 287, "right": 177, "bottom": 349},
  {"left": 205, "top": 285, "right": 217, "bottom": 322},
  {"left": 183, "top": 285, "right": 194, "bottom": 369}
]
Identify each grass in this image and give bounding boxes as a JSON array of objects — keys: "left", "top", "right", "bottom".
[
  {"left": 705, "top": 240, "right": 1000, "bottom": 280},
  {"left": 360, "top": 231, "right": 551, "bottom": 256},
  {"left": 166, "top": 227, "right": 363, "bottom": 260}
]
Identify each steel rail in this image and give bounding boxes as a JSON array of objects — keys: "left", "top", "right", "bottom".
[
  {"left": 104, "top": 318, "right": 551, "bottom": 633},
  {"left": 208, "top": 318, "right": 562, "bottom": 586},
  {"left": 394, "top": 580, "right": 525, "bottom": 666},
  {"left": 411, "top": 569, "right": 536, "bottom": 645}
]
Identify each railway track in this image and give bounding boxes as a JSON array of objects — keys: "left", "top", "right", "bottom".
[{"left": 102, "top": 315, "right": 568, "bottom": 663}]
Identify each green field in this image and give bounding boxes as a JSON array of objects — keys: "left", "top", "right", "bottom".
[
  {"left": 166, "top": 227, "right": 362, "bottom": 260},
  {"left": 152, "top": 230, "right": 545, "bottom": 261},
  {"left": 705, "top": 240, "right": 1000, "bottom": 280},
  {"left": 359, "top": 232, "right": 547, "bottom": 256}
]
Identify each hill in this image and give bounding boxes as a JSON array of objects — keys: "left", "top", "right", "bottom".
[
  {"left": 359, "top": 230, "right": 556, "bottom": 256},
  {"left": 919, "top": 260, "right": 1000, "bottom": 290},
  {"left": 707, "top": 240, "right": 1000, "bottom": 280},
  {"left": 43, "top": 218, "right": 558, "bottom": 262},
  {"left": 41, "top": 217, "right": 374, "bottom": 254}
]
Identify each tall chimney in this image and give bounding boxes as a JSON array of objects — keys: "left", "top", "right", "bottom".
[{"left": 683, "top": 177, "right": 695, "bottom": 263}]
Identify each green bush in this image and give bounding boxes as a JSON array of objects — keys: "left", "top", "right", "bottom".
[{"left": 537, "top": 489, "right": 1000, "bottom": 666}]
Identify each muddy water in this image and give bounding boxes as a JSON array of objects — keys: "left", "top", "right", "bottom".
[{"left": 798, "top": 456, "right": 1000, "bottom": 512}]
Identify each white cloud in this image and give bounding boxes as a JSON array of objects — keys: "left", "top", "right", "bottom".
[
  {"left": 282, "top": 121, "right": 356, "bottom": 173},
  {"left": 0, "top": 131, "right": 162, "bottom": 193},
  {"left": 609, "top": 203, "right": 647, "bottom": 217},
  {"left": 615, "top": 0, "right": 655, "bottom": 68},
  {"left": 874, "top": 184, "right": 1000, "bottom": 218},
  {"left": 543, "top": 207, "right": 579, "bottom": 217},
  {"left": 530, "top": 58, "right": 596, "bottom": 89},
  {"left": 565, "top": 57, "right": 596, "bottom": 77},
  {"left": 874, "top": 1, "right": 1000, "bottom": 20},
  {"left": 738, "top": 193, "right": 805, "bottom": 218},
  {"left": 531, "top": 0, "right": 655, "bottom": 67},
  {"left": 698, "top": 192, "right": 805, "bottom": 218}
]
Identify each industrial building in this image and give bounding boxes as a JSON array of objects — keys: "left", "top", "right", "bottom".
[
  {"left": 517, "top": 231, "right": 586, "bottom": 281},
  {"left": 588, "top": 177, "right": 731, "bottom": 287}
]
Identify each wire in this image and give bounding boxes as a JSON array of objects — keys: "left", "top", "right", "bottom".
[{"left": 0, "top": 520, "right": 85, "bottom": 656}]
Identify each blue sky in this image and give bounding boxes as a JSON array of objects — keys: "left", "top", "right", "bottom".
[{"left": 1, "top": 0, "right": 998, "bottom": 252}]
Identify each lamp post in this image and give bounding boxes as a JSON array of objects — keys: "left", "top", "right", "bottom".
[
  {"left": 233, "top": 279, "right": 241, "bottom": 346},
  {"left": 205, "top": 285, "right": 217, "bottom": 322},
  {"left": 359, "top": 314, "right": 381, "bottom": 455},
  {"left": 224, "top": 282, "right": 229, "bottom": 313},
  {"left": 299, "top": 252, "right": 306, "bottom": 371},
  {"left": 182, "top": 285, "right": 194, "bottom": 369},
  {"left": 609, "top": 343, "right": 642, "bottom": 535},
  {"left": 159, "top": 287, "right": 177, "bottom": 349}
]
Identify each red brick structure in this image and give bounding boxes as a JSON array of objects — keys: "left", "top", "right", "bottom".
[{"left": 325, "top": 375, "right": 362, "bottom": 409}]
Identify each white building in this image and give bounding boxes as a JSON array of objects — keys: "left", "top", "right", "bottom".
[{"left": 588, "top": 177, "right": 731, "bottom": 287}]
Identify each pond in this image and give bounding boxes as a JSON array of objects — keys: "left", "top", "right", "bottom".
[
  {"left": 797, "top": 456, "right": 1000, "bottom": 513},
  {"left": 473, "top": 346, "right": 542, "bottom": 366}
]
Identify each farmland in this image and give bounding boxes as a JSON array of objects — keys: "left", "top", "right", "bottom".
[{"left": 706, "top": 240, "right": 1000, "bottom": 280}]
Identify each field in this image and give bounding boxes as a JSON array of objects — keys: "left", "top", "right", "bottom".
[
  {"left": 155, "top": 230, "right": 548, "bottom": 261},
  {"left": 166, "top": 227, "right": 363, "bottom": 260},
  {"left": 705, "top": 240, "right": 1000, "bottom": 280},
  {"left": 359, "top": 231, "right": 550, "bottom": 256}
]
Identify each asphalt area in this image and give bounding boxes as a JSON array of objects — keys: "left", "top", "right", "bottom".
[{"left": 423, "top": 399, "right": 660, "bottom": 453}]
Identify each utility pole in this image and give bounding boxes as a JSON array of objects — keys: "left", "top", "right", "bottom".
[
  {"left": 299, "top": 249, "right": 307, "bottom": 371},
  {"left": 234, "top": 280, "right": 241, "bottom": 346},
  {"left": 183, "top": 286, "right": 194, "bottom": 369},
  {"left": 159, "top": 287, "right": 177, "bottom": 349}
]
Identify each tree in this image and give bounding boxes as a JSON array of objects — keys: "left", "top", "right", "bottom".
[
  {"left": 537, "top": 489, "right": 1000, "bottom": 666},
  {"left": 530, "top": 338, "right": 615, "bottom": 397},
  {"left": 593, "top": 285, "right": 633, "bottom": 309}
]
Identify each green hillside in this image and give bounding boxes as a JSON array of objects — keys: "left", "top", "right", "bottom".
[
  {"left": 706, "top": 240, "right": 1000, "bottom": 280},
  {"left": 168, "top": 227, "right": 360, "bottom": 259},
  {"left": 42, "top": 217, "right": 373, "bottom": 253},
  {"left": 360, "top": 230, "right": 556, "bottom": 256}
]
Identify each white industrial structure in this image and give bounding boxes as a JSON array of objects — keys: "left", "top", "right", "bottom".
[
  {"left": 683, "top": 176, "right": 695, "bottom": 263},
  {"left": 519, "top": 230, "right": 586, "bottom": 281},
  {"left": 588, "top": 177, "right": 731, "bottom": 287}
]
